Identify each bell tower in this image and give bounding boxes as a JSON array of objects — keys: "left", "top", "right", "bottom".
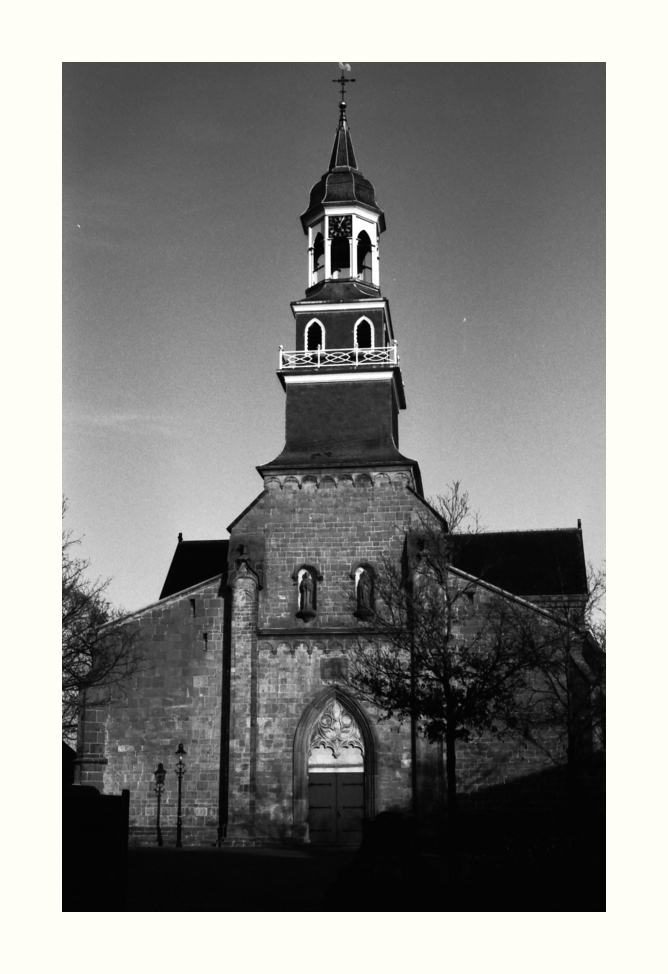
[{"left": 258, "top": 81, "right": 422, "bottom": 494}]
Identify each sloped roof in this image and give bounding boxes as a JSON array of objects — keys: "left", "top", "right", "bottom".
[
  {"left": 159, "top": 540, "right": 229, "bottom": 600},
  {"left": 329, "top": 106, "right": 358, "bottom": 169},
  {"left": 298, "top": 279, "right": 381, "bottom": 302},
  {"left": 257, "top": 371, "right": 420, "bottom": 489},
  {"left": 260, "top": 442, "right": 418, "bottom": 470},
  {"left": 449, "top": 529, "right": 588, "bottom": 597},
  {"left": 157, "top": 531, "right": 587, "bottom": 603}
]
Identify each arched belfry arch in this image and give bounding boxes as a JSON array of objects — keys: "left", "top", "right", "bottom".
[{"left": 293, "top": 686, "right": 378, "bottom": 835}]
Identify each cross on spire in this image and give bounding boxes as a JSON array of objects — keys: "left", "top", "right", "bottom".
[{"left": 333, "top": 65, "right": 356, "bottom": 101}]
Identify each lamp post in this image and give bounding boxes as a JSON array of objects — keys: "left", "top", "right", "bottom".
[
  {"left": 153, "top": 763, "right": 167, "bottom": 847},
  {"left": 175, "top": 743, "right": 187, "bottom": 848}
]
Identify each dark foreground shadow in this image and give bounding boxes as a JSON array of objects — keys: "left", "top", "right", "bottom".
[
  {"left": 319, "top": 805, "right": 604, "bottom": 911},
  {"left": 122, "top": 789, "right": 604, "bottom": 912},
  {"left": 70, "top": 758, "right": 604, "bottom": 911},
  {"left": 126, "top": 845, "right": 357, "bottom": 912}
]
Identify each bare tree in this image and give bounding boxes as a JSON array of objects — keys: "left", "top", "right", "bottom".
[
  {"left": 432, "top": 480, "right": 485, "bottom": 535},
  {"left": 490, "top": 562, "right": 606, "bottom": 765},
  {"left": 62, "top": 501, "right": 141, "bottom": 745},
  {"left": 347, "top": 485, "right": 602, "bottom": 895}
]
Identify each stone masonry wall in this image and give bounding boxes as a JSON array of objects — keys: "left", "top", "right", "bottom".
[
  {"left": 78, "top": 478, "right": 570, "bottom": 846},
  {"left": 234, "top": 478, "right": 421, "bottom": 630},
  {"left": 76, "top": 578, "right": 226, "bottom": 844},
  {"left": 227, "top": 483, "right": 565, "bottom": 838},
  {"left": 442, "top": 574, "right": 566, "bottom": 812},
  {"left": 226, "top": 479, "right": 434, "bottom": 837}
]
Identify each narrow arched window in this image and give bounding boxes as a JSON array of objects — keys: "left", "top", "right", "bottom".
[
  {"left": 305, "top": 321, "right": 324, "bottom": 351},
  {"left": 355, "top": 318, "right": 373, "bottom": 349},
  {"left": 313, "top": 233, "right": 325, "bottom": 282},
  {"left": 357, "top": 231, "right": 372, "bottom": 283}
]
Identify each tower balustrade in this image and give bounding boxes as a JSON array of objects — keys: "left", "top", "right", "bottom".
[{"left": 279, "top": 341, "right": 398, "bottom": 370}]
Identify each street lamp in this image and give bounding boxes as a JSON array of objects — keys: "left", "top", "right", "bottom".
[
  {"left": 175, "top": 743, "right": 187, "bottom": 848},
  {"left": 153, "top": 763, "right": 167, "bottom": 847}
]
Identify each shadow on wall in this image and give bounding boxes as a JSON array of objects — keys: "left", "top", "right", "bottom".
[
  {"left": 454, "top": 753, "right": 605, "bottom": 851},
  {"left": 320, "top": 756, "right": 605, "bottom": 911}
]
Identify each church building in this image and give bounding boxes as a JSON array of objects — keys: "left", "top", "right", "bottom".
[{"left": 75, "top": 88, "right": 592, "bottom": 847}]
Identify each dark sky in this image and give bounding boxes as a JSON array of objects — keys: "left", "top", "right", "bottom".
[{"left": 63, "top": 63, "right": 605, "bottom": 612}]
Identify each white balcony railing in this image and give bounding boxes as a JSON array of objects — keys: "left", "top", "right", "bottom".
[{"left": 279, "top": 341, "right": 398, "bottom": 370}]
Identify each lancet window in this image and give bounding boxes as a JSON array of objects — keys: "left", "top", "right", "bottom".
[
  {"left": 305, "top": 320, "right": 325, "bottom": 352},
  {"left": 354, "top": 317, "right": 374, "bottom": 349}
]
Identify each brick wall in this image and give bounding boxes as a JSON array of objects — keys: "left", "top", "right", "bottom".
[
  {"left": 225, "top": 479, "right": 437, "bottom": 837},
  {"left": 233, "top": 478, "right": 420, "bottom": 630},
  {"left": 77, "top": 579, "right": 226, "bottom": 843}
]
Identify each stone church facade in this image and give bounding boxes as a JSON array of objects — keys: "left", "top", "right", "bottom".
[{"left": 76, "top": 96, "right": 592, "bottom": 846}]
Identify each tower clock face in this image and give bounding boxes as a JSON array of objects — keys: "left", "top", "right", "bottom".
[{"left": 329, "top": 215, "right": 352, "bottom": 238}]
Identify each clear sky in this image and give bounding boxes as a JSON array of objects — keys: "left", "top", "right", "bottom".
[{"left": 63, "top": 62, "right": 605, "bottom": 613}]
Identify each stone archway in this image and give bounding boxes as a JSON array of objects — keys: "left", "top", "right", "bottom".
[{"left": 293, "top": 687, "right": 377, "bottom": 844}]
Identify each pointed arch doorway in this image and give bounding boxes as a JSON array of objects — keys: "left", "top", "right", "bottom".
[
  {"left": 294, "top": 688, "right": 377, "bottom": 847},
  {"left": 308, "top": 698, "right": 364, "bottom": 845}
]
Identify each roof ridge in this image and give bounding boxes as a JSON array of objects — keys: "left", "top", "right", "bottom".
[
  {"left": 456, "top": 527, "right": 581, "bottom": 536},
  {"left": 176, "top": 538, "right": 228, "bottom": 545},
  {"left": 101, "top": 573, "right": 226, "bottom": 627}
]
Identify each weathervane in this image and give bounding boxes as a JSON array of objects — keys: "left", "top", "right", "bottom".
[{"left": 333, "top": 62, "right": 355, "bottom": 101}]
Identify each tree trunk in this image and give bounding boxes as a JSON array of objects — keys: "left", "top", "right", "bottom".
[
  {"left": 410, "top": 634, "right": 419, "bottom": 825},
  {"left": 444, "top": 697, "right": 461, "bottom": 905}
]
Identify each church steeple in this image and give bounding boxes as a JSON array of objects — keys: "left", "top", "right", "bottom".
[
  {"left": 300, "top": 96, "right": 385, "bottom": 292},
  {"left": 328, "top": 100, "right": 358, "bottom": 170},
  {"left": 258, "top": 81, "right": 422, "bottom": 495}
]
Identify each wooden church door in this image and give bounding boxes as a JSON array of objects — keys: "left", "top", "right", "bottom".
[{"left": 307, "top": 699, "right": 365, "bottom": 845}]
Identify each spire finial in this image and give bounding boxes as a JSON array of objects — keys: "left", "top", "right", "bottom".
[{"left": 333, "top": 63, "right": 355, "bottom": 102}]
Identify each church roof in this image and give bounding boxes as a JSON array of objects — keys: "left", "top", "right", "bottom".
[
  {"left": 156, "top": 530, "right": 586, "bottom": 604},
  {"left": 299, "top": 279, "right": 381, "bottom": 302},
  {"left": 257, "top": 368, "right": 420, "bottom": 488},
  {"left": 300, "top": 102, "right": 386, "bottom": 232},
  {"left": 159, "top": 539, "right": 229, "bottom": 600},
  {"left": 259, "top": 442, "right": 418, "bottom": 473},
  {"left": 449, "top": 529, "right": 588, "bottom": 597}
]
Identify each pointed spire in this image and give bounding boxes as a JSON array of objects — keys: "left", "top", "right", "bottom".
[{"left": 328, "top": 101, "right": 358, "bottom": 171}]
